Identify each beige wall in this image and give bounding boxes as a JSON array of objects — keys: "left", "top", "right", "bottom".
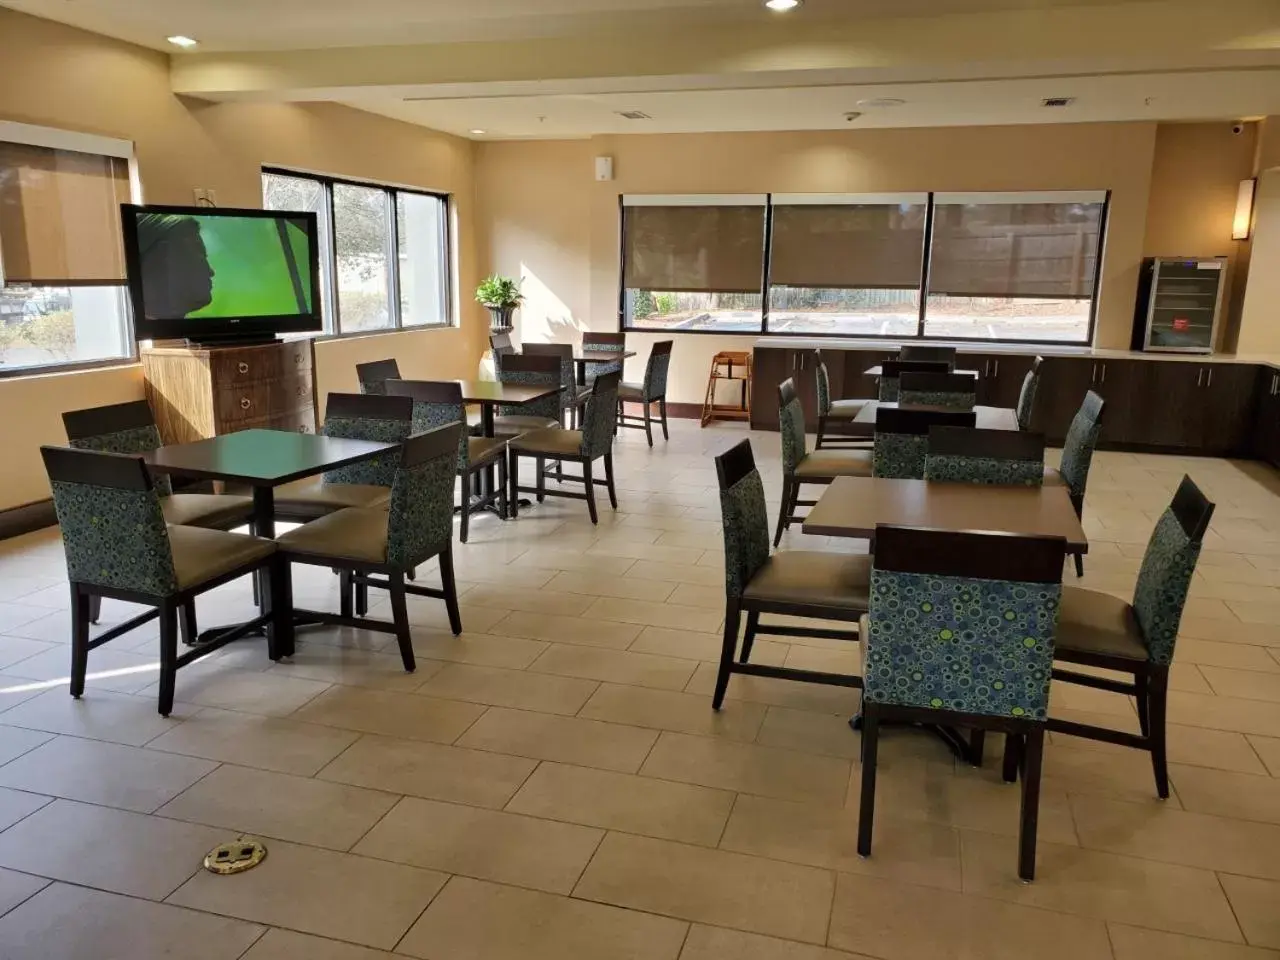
[
  {"left": 477, "top": 123, "right": 1158, "bottom": 404},
  {"left": 0, "top": 8, "right": 486, "bottom": 511}
]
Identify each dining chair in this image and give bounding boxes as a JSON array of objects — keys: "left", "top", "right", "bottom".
[
  {"left": 582, "top": 332, "right": 627, "bottom": 382},
  {"left": 523, "top": 342, "right": 589, "bottom": 427},
  {"left": 775, "top": 378, "right": 873, "bottom": 546},
  {"left": 41, "top": 445, "right": 282, "bottom": 716},
  {"left": 508, "top": 371, "right": 621, "bottom": 524},
  {"left": 618, "top": 340, "right": 673, "bottom": 446},
  {"left": 814, "top": 350, "right": 872, "bottom": 450},
  {"left": 924, "top": 425, "right": 1046, "bottom": 486},
  {"left": 385, "top": 379, "right": 507, "bottom": 543},
  {"left": 898, "top": 371, "right": 977, "bottom": 410},
  {"left": 274, "top": 393, "right": 413, "bottom": 523},
  {"left": 1047, "top": 475, "right": 1213, "bottom": 798},
  {"left": 276, "top": 423, "right": 465, "bottom": 672},
  {"left": 356, "top": 359, "right": 401, "bottom": 396},
  {"left": 857, "top": 525, "right": 1067, "bottom": 881},
  {"left": 490, "top": 332, "right": 517, "bottom": 356},
  {"left": 712, "top": 438, "right": 868, "bottom": 709},
  {"left": 1046, "top": 390, "right": 1106, "bottom": 576},
  {"left": 1016, "top": 357, "right": 1045, "bottom": 431},
  {"left": 877, "top": 359, "right": 950, "bottom": 402},
  {"left": 899, "top": 344, "right": 957, "bottom": 368},
  {"left": 492, "top": 352, "right": 563, "bottom": 437},
  {"left": 872, "top": 406, "right": 975, "bottom": 480}
]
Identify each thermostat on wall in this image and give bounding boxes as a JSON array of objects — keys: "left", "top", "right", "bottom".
[{"left": 595, "top": 156, "right": 614, "bottom": 182}]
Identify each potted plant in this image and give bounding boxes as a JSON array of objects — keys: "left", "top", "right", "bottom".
[{"left": 475, "top": 275, "right": 523, "bottom": 331}]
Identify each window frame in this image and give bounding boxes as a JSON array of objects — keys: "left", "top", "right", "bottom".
[
  {"left": 618, "top": 190, "right": 1111, "bottom": 346},
  {"left": 0, "top": 121, "right": 139, "bottom": 380},
  {"left": 263, "top": 166, "right": 453, "bottom": 337}
]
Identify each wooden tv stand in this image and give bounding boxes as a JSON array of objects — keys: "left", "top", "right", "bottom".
[{"left": 140, "top": 339, "right": 317, "bottom": 445}]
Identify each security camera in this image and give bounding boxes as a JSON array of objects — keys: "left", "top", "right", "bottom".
[{"left": 1232, "top": 123, "right": 1245, "bottom": 135}]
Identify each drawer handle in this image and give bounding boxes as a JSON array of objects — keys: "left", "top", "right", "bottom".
[
  {"left": 295, "top": 354, "right": 304, "bottom": 365},
  {"left": 237, "top": 361, "right": 250, "bottom": 374},
  {"left": 298, "top": 424, "right": 310, "bottom": 433},
  {"left": 240, "top": 397, "right": 252, "bottom": 410}
]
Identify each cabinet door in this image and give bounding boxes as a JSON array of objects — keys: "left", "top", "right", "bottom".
[
  {"left": 748, "top": 347, "right": 788, "bottom": 431},
  {"left": 842, "top": 349, "right": 898, "bottom": 400},
  {"left": 1254, "top": 370, "right": 1280, "bottom": 466},
  {"left": 1123, "top": 362, "right": 1205, "bottom": 449},
  {"left": 1088, "top": 360, "right": 1150, "bottom": 446},
  {"left": 1030, "top": 357, "right": 1095, "bottom": 444},
  {"left": 1201, "top": 364, "right": 1257, "bottom": 457},
  {"left": 983, "top": 355, "right": 1037, "bottom": 409}
]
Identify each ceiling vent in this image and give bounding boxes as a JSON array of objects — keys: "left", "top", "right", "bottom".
[
  {"left": 1042, "top": 97, "right": 1075, "bottom": 108},
  {"left": 616, "top": 110, "right": 653, "bottom": 120}
]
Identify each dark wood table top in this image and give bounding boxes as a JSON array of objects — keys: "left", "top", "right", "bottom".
[
  {"left": 454, "top": 380, "right": 563, "bottom": 406},
  {"left": 802, "top": 476, "right": 1087, "bottom": 551},
  {"left": 864, "top": 366, "right": 981, "bottom": 378},
  {"left": 142, "top": 429, "right": 399, "bottom": 486},
  {"left": 574, "top": 350, "right": 637, "bottom": 365},
  {"left": 853, "top": 402, "right": 1018, "bottom": 431}
]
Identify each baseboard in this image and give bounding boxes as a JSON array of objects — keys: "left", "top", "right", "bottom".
[{"left": 0, "top": 499, "right": 56, "bottom": 541}]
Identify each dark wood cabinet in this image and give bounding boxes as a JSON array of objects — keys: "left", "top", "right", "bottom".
[
  {"left": 1253, "top": 369, "right": 1280, "bottom": 467},
  {"left": 1028, "top": 357, "right": 1095, "bottom": 443},
  {"left": 967, "top": 354, "right": 1038, "bottom": 409},
  {"left": 750, "top": 346, "right": 824, "bottom": 431}
]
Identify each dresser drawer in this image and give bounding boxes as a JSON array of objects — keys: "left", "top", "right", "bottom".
[
  {"left": 230, "top": 406, "right": 316, "bottom": 435},
  {"left": 215, "top": 373, "right": 313, "bottom": 425},
  {"left": 210, "top": 340, "right": 311, "bottom": 386}
]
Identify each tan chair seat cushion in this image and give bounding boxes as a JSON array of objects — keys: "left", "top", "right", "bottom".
[
  {"left": 276, "top": 508, "right": 389, "bottom": 564},
  {"left": 743, "top": 551, "right": 871, "bottom": 613},
  {"left": 509, "top": 428, "right": 584, "bottom": 457},
  {"left": 1056, "top": 586, "right": 1149, "bottom": 661},
  {"left": 168, "top": 525, "right": 276, "bottom": 590},
  {"left": 273, "top": 478, "right": 392, "bottom": 519},
  {"left": 1043, "top": 465, "right": 1066, "bottom": 487},
  {"left": 162, "top": 493, "right": 253, "bottom": 529},
  {"left": 795, "top": 449, "right": 874, "bottom": 479},
  {"left": 468, "top": 436, "right": 507, "bottom": 467},
  {"left": 493, "top": 415, "right": 561, "bottom": 437},
  {"left": 617, "top": 382, "right": 647, "bottom": 401},
  {"left": 827, "top": 399, "right": 868, "bottom": 420}
]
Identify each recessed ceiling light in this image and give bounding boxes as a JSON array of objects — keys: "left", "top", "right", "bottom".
[
  {"left": 764, "top": 0, "right": 801, "bottom": 10},
  {"left": 167, "top": 35, "right": 198, "bottom": 48},
  {"left": 857, "top": 98, "right": 907, "bottom": 109},
  {"left": 470, "top": 129, "right": 487, "bottom": 135}
]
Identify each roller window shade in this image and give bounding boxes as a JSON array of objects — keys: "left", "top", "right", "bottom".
[
  {"left": 623, "top": 204, "right": 765, "bottom": 293},
  {"left": 0, "top": 141, "right": 130, "bottom": 285},
  {"left": 927, "top": 199, "right": 1104, "bottom": 298},
  {"left": 770, "top": 202, "right": 926, "bottom": 289}
]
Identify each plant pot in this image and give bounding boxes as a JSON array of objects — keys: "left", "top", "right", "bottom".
[{"left": 486, "top": 305, "right": 515, "bottom": 331}]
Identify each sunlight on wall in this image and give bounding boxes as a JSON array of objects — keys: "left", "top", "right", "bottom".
[{"left": 517, "top": 264, "right": 581, "bottom": 343}]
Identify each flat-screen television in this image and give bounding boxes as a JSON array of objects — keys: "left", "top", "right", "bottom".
[{"left": 122, "top": 204, "right": 322, "bottom": 342}]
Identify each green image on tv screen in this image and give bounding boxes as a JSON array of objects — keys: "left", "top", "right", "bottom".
[{"left": 135, "top": 212, "right": 315, "bottom": 320}]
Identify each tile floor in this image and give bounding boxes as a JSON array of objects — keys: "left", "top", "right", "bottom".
[{"left": 0, "top": 419, "right": 1278, "bottom": 959}]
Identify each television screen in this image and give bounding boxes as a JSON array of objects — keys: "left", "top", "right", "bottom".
[{"left": 123, "top": 205, "right": 322, "bottom": 341}]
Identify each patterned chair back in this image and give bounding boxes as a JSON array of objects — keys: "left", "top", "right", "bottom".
[
  {"left": 874, "top": 406, "right": 974, "bottom": 479},
  {"left": 522, "top": 343, "right": 577, "bottom": 415},
  {"left": 496, "top": 352, "right": 563, "bottom": 419},
  {"left": 490, "top": 332, "right": 517, "bottom": 356},
  {"left": 385, "top": 423, "right": 462, "bottom": 570},
  {"left": 879, "top": 359, "right": 950, "bottom": 402},
  {"left": 321, "top": 393, "right": 414, "bottom": 486},
  {"left": 641, "top": 340, "right": 673, "bottom": 400},
  {"left": 865, "top": 525, "right": 1067, "bottom": 720},
  {"left": 899, "top": 345, "right": 957, "bottom": 369},
  {"left": 1016, "top": 357, "right": 1044, "bottom": 431},
  {"left": 714, "top": 439, "right": 770, "bottom": 601},
  {"left": 63, "top": 399, "right": 172, "bottom": 497},
  {"left": 579, "top": 371, "right": 622, "bottom": 458},
  {"left": 898, "top": 371, "right": 976, "bottom": 410},
  {"left": 1059, "top": 390, "right": 1106, "bottom": 507},
  {"left": 356, "top": 359, "right": 401, "bottom": 396},
  {"left": 384, "top": 380, "right": 469, "bottom": 472},
  {"left": 41, "top": 445, "right": 179, "bottom": 597},
  {"left": 814, "top": 352, "right": 832, "bottom": 417},
  {"left": 924, "top": 426, "right": 1045, "bottom": 486},
  {"left": 778, "top": 378, "right": 808, "bottom": 478},
  {"left": 583, "top": 332, "right": 626, "bottom": 381},
  {"left": 1133, "top": 475, "right": 1214, "bottom": 666}
]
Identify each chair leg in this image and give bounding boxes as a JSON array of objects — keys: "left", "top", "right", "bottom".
[
  {"left": 659, "top": 398, "right": 669, "bottom": 440},
  {"left": 179, "top": 601, "right": 198, "bottom": 647},
  {"left": 267, "top": 555, "right": 294, "bottom": 661},
  {"left": 583, "top": 459, "right": 599, "bottom": 524},
  {"left": 1017, "top": 726, "right": 1046, "bottom": 882},
  {"left": 739, "top": 610, "right": 760, "bottom": 664},
  {"left": 856, "top": 706, "right": 880, "bottom": 858},
  {"left": 1002, "top": 732, "right": 1022, "bottom": 783},
  {"left": 388, "top": 572, "right": 415, "bottom": 673},
  {"left": 536, "top": 457, "right": 546, "bottom": 503},
  {"left": 508, "top": 452, "right": 520, "bottom": 519},
  {"left": 459, "top": 470, "right": 471, "bottom": 544},
  {"left": 1073, "top": 551, "right": 1084, "bottom": 578},
  {"left": 712, "top": 602, "right": 741, "bottom": 710},
  {"left": 1135, "top": 670, "right": 1150, "bottom": 739},
  {"left": 440, "top": 545, "right": 463, "bottom": 636},
  {"left": 816, "top": 416, "right": 826, "bottom": 450},
  {"left": 87, "top": 593, "right": 101, "bottom": 625},
  {"left": 339, "top": 570, "right": 354, "bottom": 619},
  {"left": 69, "top": 584, "right": 90, "bottom": 699},
  {"left": 968, "top": 730, "right": 986, "bottom": 768},
  {"left": 157, "top": 600, "right": 178, "bottom": 718},
  {"left": 604, "top": 453, "right": 618, "bottom": 510},
  {"left": 773, "top": 478, "right": 792, "bottom": 548},
  {"left": 1148, "top": 666, "right": 1170, "bottom": 800},
  {"left": 355, "top": 579, "right": 369, "bottom": 617},
  {"left": 643, "top": 401, "right": 653, "bottom": 447}
]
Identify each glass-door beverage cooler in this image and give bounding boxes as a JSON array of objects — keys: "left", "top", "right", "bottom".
[{"left": 1131, "top": 256, "right": 1227, "bottom": 354}]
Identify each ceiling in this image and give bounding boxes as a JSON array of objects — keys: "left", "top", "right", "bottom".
[{"left": 0, "top": 0, "right": 1121, "bottom": 51}]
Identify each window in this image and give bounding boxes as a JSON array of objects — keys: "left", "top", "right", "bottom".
[
  {"left": 262, "top": 169, "right": 450, "bottom": 334},
  {"left": 622, "top": 196, "right": 766, "bottom": 332},
  {"left": 619, "top": 190, "right": 1109, "bottom": 344},
  {"left": 0, "top": 126, "right": 135, "bottom": 373}
]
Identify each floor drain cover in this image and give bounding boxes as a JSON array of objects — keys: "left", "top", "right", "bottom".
[{"left": 204, "top": 839, "right": 267, "bottom": 875}]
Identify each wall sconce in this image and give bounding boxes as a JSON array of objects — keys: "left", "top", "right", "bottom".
[{"left": 1233, "top": 178, "right": 1256, "bottom": 241}]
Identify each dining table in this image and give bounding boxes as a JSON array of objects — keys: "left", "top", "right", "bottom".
[
  {"left": 853, "top": 402, "right": 1019, "bottom": 431},
  {"left": 572, "top": 350, "right": 637, "bottom": 386},
  {"left": 456, "top": 378, "right": 564, "bottom": 516}
]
